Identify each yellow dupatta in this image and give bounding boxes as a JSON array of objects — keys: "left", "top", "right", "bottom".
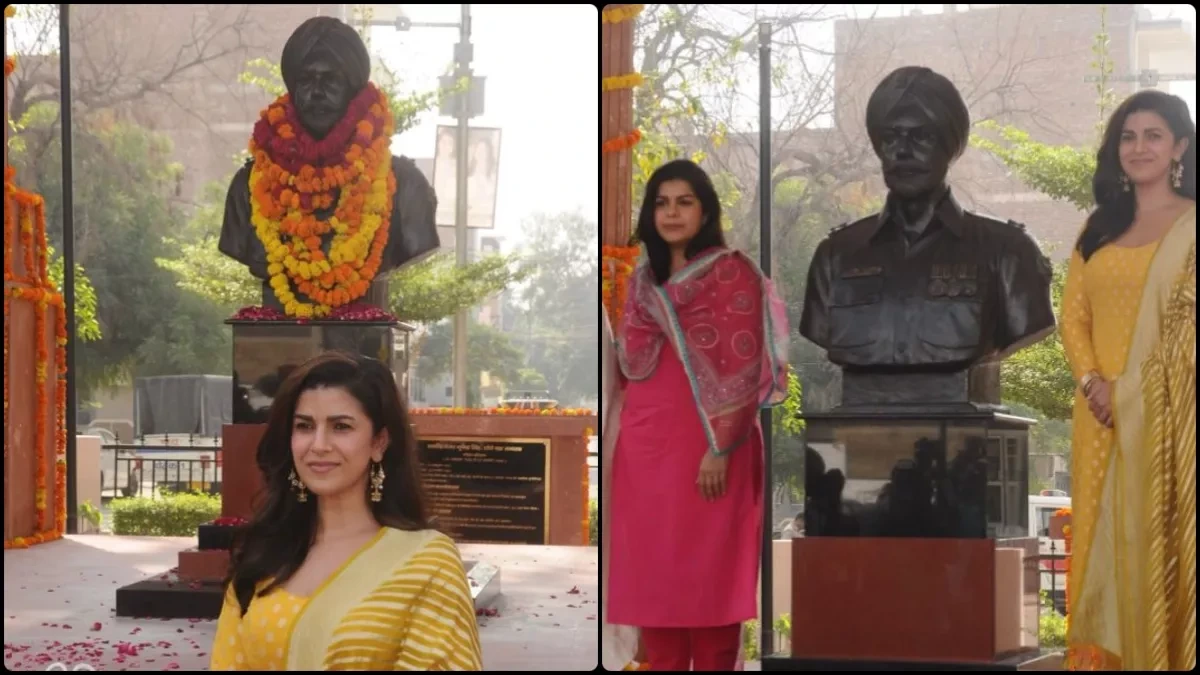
[
  {"left": 1068, "top": 206, "right": 1196, "bottom": 670},
  {"left": 285, "top": 527, "right": 482, "bottom": 670}
]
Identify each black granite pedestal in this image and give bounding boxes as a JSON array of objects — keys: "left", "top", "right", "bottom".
[
  {"left": 802, "top": 409, "right": 1035, "bottom": 540},
  {"left": 228, "top": 319, "right": 411, "bottom": 424}
]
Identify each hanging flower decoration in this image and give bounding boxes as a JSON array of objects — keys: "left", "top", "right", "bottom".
[
  {"left": 602, "top": 72, "right": 644, "bottom": 92},
  {"left": 601, "top": 4, "right": 644, "bottom": 24},
  {"left": 3, "top": 162, "right": 68, "bottom": 550},
  {"left": 602, "top": 128, "right": 642, "bottom": 155},
  {"left": 602, "top": 245, "right": 640, "bottom": 329},
  {"left": 1055, "top": 506, "right": 1073, "bottom": 618},
  {"left": 248, "top": 83, "right": 396, "bottom": 319}
]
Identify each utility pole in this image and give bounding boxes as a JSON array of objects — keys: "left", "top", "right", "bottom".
[{"left": 452, "top": 4, "right": 472, "bottom": 407}]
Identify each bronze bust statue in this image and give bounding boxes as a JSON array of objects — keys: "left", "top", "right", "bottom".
[
  {"left": 219, "top": 17, "right": 439, "bottom": 314},
  {"left": 799, "top": 66, "right": 1055, "bottom": 408}
]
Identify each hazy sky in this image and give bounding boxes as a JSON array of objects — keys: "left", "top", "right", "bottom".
[
  {"left": 698, "top": 4, "right": 1195, "bottom": 128},
  {"left": 368, "top": 4, "right": 598, "bottom": 249}
]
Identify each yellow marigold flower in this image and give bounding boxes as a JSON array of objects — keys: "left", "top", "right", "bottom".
[{"left": 267, "top": 263, "right": 283, "bottom": 276}]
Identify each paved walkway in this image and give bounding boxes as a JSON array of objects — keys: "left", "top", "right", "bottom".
[{"left": 3, "top": 535, "right": 597, "bottom": 671}]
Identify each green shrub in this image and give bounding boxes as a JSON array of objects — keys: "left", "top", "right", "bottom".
[
  {"left": 588, "top": 499, "right": 598, "bottom": 546},
  {"left": 1039, "top": 590, "right": 1068, "bottom": 647},
  {"left": 110, "top": 491, "right": 221, "bottom": 536},
  {"left": 78, "top": 500, "right": 103, "bottom": 528}
]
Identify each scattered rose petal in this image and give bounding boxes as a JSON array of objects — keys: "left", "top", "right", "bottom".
[
  {"left": 567, "top": 586, "right": 581, "bottom": 594},
  {"left": 91, "top": 622, "right": 102, "bottom": 631}
]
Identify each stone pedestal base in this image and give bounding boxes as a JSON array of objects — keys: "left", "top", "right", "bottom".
[{"left": 177, "top": 548, "right": 230, "bottom": 583}]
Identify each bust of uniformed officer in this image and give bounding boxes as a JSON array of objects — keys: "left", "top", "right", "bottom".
[
  {"left": 219, "top": 17, "right": 439, "bottom": 315},
  {"left": 799, "top": 66, "right": 1055, "bottom": 408}
]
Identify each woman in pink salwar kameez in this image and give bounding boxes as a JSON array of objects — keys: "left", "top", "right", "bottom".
[{"left": 608, "top": 160, "right": 789, "bottom": 671}]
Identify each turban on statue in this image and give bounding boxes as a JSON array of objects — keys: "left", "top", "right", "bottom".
[
  {"left": 281, "top": 16, "right": 372, "bottom": 94},
  {"left": 865, "top": 66, "right": 971, "bottom": 161}
]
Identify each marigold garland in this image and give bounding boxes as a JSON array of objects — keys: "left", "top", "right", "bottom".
[
  {"left": 248, "top": 83, "right": 396, "bottom": 319},
  {"left": 1055, "top": 507, "right": 1073, "bottom": 618},
  {"left": 3, "top": 163, "right": 68, "bottom": 550},
  {"left": 602, "top": 128, "right": 642, "bottom": 155},
  {"left": 411, "top": 407, "right": 594, "bottom": 417},
  {"left": 602, "top": 4, "right": 644, "bottom": 24},
  {"left": 602, "top": 245, "right": 640, "bottom": 329},
  {"left": 602, "top": 72, "right": 644, "bottom": 92}
]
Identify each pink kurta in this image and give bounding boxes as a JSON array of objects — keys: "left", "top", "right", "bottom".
[{"left": 607, "top": 344, "right": 764, "bottom": 628}]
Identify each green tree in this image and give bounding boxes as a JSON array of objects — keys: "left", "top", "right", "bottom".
[
  {"left": 508, "top": 211, "right": 599, "bottom": 407},
  {"left": 416, "top": 321, "right": 525, "bottom": 407},
  {"left": 970, "top": 5, "right": 1119, "bottom": 422},
  {"left": 8, "top": 101, "right": 199, "bottom": 402},
  {"left": 46, "top": 246, "right": 101, "bottom": 343},
  {"left": 389, "top": 252, "right": 530, "bottom": 324}
]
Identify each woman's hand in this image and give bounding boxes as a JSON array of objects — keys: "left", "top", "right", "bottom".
[
  {"left": 697, "top": 452, "right": 729, "bottom": 502},
  {"left": 1085, "top": 379, "right": 1114, "bottom": 428}
]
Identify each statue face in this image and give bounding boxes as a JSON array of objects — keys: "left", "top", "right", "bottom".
[
  {"left": 873, "top": 99, "right": 952, "bottom": 199},
  {"left": 292, "top": 55, "right": 353, "bottom": 140}
]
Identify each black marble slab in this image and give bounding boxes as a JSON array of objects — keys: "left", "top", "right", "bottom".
[
  {"left": 227, "top": 320, "right": 404, "bottom": 424},
  {"left": 800, "top": 411, "right": 1034, "bottom": 540}
]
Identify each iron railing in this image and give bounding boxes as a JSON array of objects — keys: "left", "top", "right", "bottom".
[{"left": 101, "top": 434, "right": 223, "bottom": 500}]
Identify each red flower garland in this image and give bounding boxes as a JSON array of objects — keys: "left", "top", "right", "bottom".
[
  {"left": 251, "top": 85, "right": 385, "bottom": 175},
  {"left": 602, "top": 129, "right": 642, "bottom": 154},
  {"left": 4, "top": 164, "right": 68, "bottom": 550}
]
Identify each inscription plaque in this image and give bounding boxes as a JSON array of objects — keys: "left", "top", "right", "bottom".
[{"left": 418, "top": 436, "right": 550, "bottom": 545}]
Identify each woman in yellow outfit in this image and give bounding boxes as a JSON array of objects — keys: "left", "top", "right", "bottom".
[
  {"left": 210, "top": 352, "right": 483, "bottom": 670},
  {"left": 1061, "top": 89, "right": 1195, "bottom": 671}
]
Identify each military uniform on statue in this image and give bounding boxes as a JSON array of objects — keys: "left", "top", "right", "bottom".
[{"left": 766, "top": 66, "right": 1063, "bottom": 670}]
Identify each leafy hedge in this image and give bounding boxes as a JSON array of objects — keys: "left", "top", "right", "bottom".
[{"left": 110, "top": 492, "right": 221, "bottom": 536}]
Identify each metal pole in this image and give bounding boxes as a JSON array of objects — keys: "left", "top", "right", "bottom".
[
  {"left": 757, "top": 20, "right": 774, "bottom": 660},
  {"left": 59, "top": 3, "right": 79, "bottom": 535},
  {"left": 452, "top": 4, "right": 471, "bottom": 407}
]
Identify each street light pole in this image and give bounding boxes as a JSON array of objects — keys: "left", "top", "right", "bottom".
[
  {"left": 356, "top": 5, "right": 473, "bottom": 406},
  {"left": 452, "top": 4, "right": 472, "bottom": 407}
]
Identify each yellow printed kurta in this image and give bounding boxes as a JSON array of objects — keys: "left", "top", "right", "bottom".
[
  {"left": 1060, "top": 242, "right": 1157, "bottom": 662},
  {"left": 211, "top": 585, "right": 307, "bottom": 669},
  {"left": 210, "top": 528, "right": 482, "bottom": 671},
  {"left": 1061, "top": 205, "right": 1198, "bottom": 670}
]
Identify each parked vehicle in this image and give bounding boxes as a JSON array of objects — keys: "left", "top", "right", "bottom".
[{"left": 1029, "top": 494, "right": 1071, "bottom": 614}]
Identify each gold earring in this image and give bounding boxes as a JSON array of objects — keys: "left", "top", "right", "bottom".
[
  {"left": 1171, "top": 160, "right": 1183, "bottom": 189},
  {"left": 289, "top": 468, "right": 308, "bottom": 503},
  {"left": 369, "top": 462, "right": 385, "bottom": 503},
  {"left": 1120, "top": 173, "right": 1131, "bottom": 192}
]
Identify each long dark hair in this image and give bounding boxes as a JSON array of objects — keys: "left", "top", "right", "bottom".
[
  {"left": 636, "top": 159, "right": 726, "bottom": 284},
  {"left": 1077, "top": 90, "right": 1196, "bottom": 261},
  {"left": 225, "top": 351, "right": 431, "bottom": 615}
]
